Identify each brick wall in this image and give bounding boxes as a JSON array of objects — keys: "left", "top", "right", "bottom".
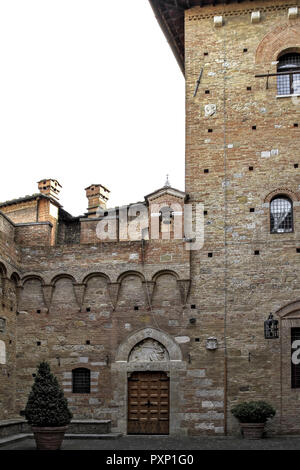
[
  {"left": 185, "top": 0, "right": 300, "bottom": 434},
  {"left": 15, "top": 223, "right": 52, "bottom": 246}
]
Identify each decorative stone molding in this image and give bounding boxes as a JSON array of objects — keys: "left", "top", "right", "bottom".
[
  {"left": 204, "top": 104, "right": 216, "bottom": 117},
  {"left": 15, "top": 286, "right": 23, "bottom": 311},
  {"left": 264, "top": 188, "right": 300, "bottom": 203},
  {"left": 73, "top": 283, "right": 86, "bottom": 312},
  {"left": 187, "top": 4, "right": 297, "bottom": 21},
  {"left": 128, "top": 338, "right": 169, "bottom": 362},
  {"left": 276, "top": 300, "right": 300, "bottom": 318},
  {"left": 0, "top": 340, "right": 6, "bottom": 364},
  {"left": 108, "top": 282, "right": 120, "bottom": 311},
  {"left": 214, "top": 16, "right": 223, "bottom": 28},
  {"left": 115, "top": 327, "right": 183, "bottom": 362},
  {"left": 42, "top": 284, "right": 54, "bottom": 312},
  {"left": 288, "top": 7, "right": 298, "bottom": 19},
  {"left": 142, "top": 281, "right": 155, "bottom": 308},
  {"left": 177, "top": 279, "right": 191, "bottom": 306},
  {"left": 251, "top": 11, "right": 261, "bottom": 23},
  {"left": 256, "top": 22, "right": 300, "bottom": 64}
]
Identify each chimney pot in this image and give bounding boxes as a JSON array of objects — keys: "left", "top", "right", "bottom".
[
  {"left": 85, "top": 184, "right": 110, "bottom": 217},
  {"left": 37, "top": 179, "right": 62, "bottom": 201}
]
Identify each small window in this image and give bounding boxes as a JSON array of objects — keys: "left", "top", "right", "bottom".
[
  {"left": 270, "top": 195, "right": 293, "bottom": 233},
  {"left": 277, "top": 53, "right": 300, "bottom": 96},
  {"left": 72, "top": 368, "right": 90, "bottom": 393}
]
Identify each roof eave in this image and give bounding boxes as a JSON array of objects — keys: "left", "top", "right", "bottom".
[{"left": 148, "top": 0, "right": 185, "bottom": 75}]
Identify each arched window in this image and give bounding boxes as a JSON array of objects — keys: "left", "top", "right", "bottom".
[
  {"left": 270, "top": 195, "right": 293, "bottom": 233},
  {"left": 72, "top": 368, "right": 90, "bottom": 393},
  {"left": 277, "top": 52, "right": 300, "bottom": 96}
]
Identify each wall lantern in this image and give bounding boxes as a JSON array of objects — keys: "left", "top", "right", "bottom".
[
  {"left": 264, "top": 313, "right": 279, "bottom": 339},
  {"left": 206, "top": 337, "right": 218, "bottom": 350}
]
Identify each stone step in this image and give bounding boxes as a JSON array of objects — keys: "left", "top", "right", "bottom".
[
  {"left": 64, "top": 433, "right": 122, "bottom": 439},
  {"left": 0, "top": 419, "right": 28, "bottom": 438},
  {"left": 0, "top": 433, "right": 30, "bottom": 447},
  {"left": 68, "top": 420, "right": 111, "bottom": 434}
]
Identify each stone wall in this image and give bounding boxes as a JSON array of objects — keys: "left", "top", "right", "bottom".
[
  {"left": 185, "top": 0, "right": 300, "bottom": 434},
  {"left": 0, "top": 213, "right": 21, "bottom": 420}
]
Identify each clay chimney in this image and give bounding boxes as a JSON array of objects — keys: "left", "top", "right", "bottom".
[
  {"left": 85, "top": 184, "right": 110, "bottom": 217},
  {"left": 37, "top": 179, "right": 61, "bottom": 201}
]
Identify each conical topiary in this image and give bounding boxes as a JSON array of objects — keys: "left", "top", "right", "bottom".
[{"left": 24, "top": 361, "right": 73, "bottom": 427}]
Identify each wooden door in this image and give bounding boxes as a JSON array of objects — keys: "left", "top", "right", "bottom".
[{"left": 127, "top": 371, "right": 169, "bottom": 434}]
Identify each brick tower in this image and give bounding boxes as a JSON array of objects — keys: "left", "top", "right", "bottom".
[{"left": 150, "top": 0, "right": 300, "bottom": 434}]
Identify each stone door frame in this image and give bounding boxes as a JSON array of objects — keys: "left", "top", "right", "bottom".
[
  {"left": 277, "top": 301, "right": 300, "bottom": 432},
  {"left": 111, "top": 327, "right": 186, "bottom": 435}
]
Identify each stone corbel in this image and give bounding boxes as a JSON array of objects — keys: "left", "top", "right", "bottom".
[
  {"left": 177, "top": 279, "right": 191, "bottom": 306},
  {"left": 42, "top": 284, "right": 54, "bottom": 313},
  {"left": 108, "top": 282, "right": 121, "bottom": 311},
  {"left": 73, "top": 283, "right": 86, "bottom": 312},
  {"left": 142, "top": 281, "right": 156, "bottom": 309},
  {"left": 15, "top": 285, "right": 23, "bottom": 311},
  {"left": 2, "top": 277, "right": 10, "bottom": 299},
  {"left": 2, "top": 277, "right": 17, "bottom": 310}
]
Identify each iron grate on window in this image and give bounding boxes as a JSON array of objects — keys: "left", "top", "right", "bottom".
[
  {"left": 270, "top": 196, "right": 293, "bottom": 233},
  {"left": 72, "top": 368, "right": 91, "bottom": 393},
  {"left": 277, "top": 53, "right": 300, "bottom": 95},
  {"left": 291, "top": 328, "right": 300, "bottom": 388}
]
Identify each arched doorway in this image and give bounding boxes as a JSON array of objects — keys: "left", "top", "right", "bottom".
[
  {"left": 112, "top": 327, "right": 185, "bottom": 435},
  {"left": 127, "top": 339, "right": 170, "bottom": 434}
]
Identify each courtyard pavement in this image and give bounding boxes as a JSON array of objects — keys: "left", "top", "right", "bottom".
[{"left": 1, "top": 434, "right": 300, "bottom": 450}]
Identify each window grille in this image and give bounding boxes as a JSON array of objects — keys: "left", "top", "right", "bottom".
[
  {"left": 270, "top": 196, "right": 293, "bottom": 233},
  {"left": 277, "top": 53, "right": 300, "bottom": 95},
  {"left": 291, "top": 328, "right": 300, "bottom": 388},
  {"left": 72, "top": 368, "right": 90, "bottom": 393}
]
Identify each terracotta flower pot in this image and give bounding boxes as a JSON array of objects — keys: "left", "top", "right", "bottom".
[
  {"left": 240, "top": 422, "right": 265, "bottom": 439},
  {"left": 32, "top": 426, "right": 68, "bottom": 450}
]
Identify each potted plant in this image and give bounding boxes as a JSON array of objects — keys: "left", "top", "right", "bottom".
[
  {"left": 231, "top": 401, "right": 276, "bottom": 439},
  {"left": 24, "top": 361, "right": 73, "bottom": 450}
]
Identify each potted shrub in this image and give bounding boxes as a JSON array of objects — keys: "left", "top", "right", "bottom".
[
  {"left": 231, "top": 401, "right": 276, "bottom": 439},
  {"left": 24, "top": 361, "right": 73, "bottom": 450}
]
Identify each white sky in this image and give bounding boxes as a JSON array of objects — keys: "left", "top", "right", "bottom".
[{"left": 0, "top": 0, "right": 185, "bottom": 216}]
